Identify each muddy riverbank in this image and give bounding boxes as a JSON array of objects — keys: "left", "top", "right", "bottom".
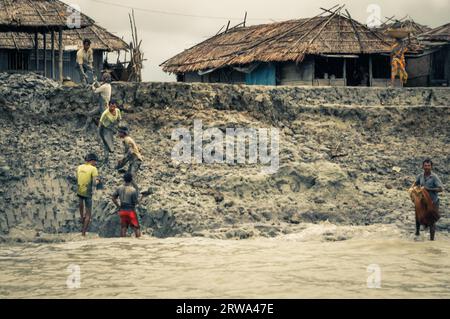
[{"left": 0, "top": 73, "right": 449, "bottom": 240}]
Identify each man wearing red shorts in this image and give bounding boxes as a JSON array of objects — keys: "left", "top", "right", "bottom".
[{"left": 112, "top": 173, "right": 141, "bottom": 238}]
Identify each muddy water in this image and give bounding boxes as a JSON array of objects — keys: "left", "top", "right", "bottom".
[{"left": 0, "top": 224, "right": 449, "bottom": 299}]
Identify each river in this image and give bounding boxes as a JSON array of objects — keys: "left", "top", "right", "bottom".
[{"left": 0, "top": 223, "right": 449, "bottom": 298}]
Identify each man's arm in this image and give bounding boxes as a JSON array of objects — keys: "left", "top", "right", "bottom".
[
  {"left": 112, "top": 189, "right": 120, "bottom": 208},
  {"left": 425, "top": 176, "right": 444, "bottom": 193}
]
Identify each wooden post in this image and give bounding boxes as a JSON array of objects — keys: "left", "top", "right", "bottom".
[
  {"left": 369, "top": 55, "right": 373, "bottom": 87},
  {"left": 343, "top": 58, "right": 347, "bottom": 86},
  {"left": 51, "top": 31, "right": 55, "bottom": 79},
  {"left": 58, "top": 27, "right": 63, "bottom": 83},
  {"left": 34, "top": 31, "right": 39, "bottom": 72},
  {"left": 43, "top": 32, "right": 47, "bottom": 77}
]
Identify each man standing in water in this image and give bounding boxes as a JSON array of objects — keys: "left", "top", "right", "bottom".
[
  {"left": 76, "top": 39, "right": 94, "bottom": 85},
  {"left": 117, "top": 126, "right": 143, "bottom": 192},
  {"left": 413, "top": 159, "right": 444, "bottom": 240},
  {"left": 76, "top": 153, "right": 101, "bottom": 237},
  {"left": 112, "top": 173, "right": 141, "bottom": 238}
]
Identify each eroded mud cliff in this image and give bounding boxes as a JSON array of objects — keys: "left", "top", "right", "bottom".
[{"left": 1, "top": 73, "right": 449, "bottom": 241}]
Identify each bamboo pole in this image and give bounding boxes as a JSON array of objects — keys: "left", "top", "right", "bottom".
[
  {"left": 51, "top": 31, "right": 55, "bottom": 79},
  {"left": 43, "top": 32, "right": 47, "bottom": 77},
  {"left": 58, "top": 27, "right": 63, "bottom": 82},
  {"left": 35, "top": 31, "right": 39, "bottom": 72}
]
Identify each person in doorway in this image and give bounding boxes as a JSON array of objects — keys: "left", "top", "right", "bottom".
[
  {"left": 76, "top": 153, "right": 101, "bottom": 237},
  {"left": 112, "top": 173, "right": 141, "bottom": 238}
]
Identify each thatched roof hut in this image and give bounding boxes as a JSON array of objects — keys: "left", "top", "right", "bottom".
[
  {"left": 161, "top": 9, "right": 394, "bottom": 74},
  {"left": 419, "top": 23, "right": 450, "bottom": 42},
  {"left": 0, "top": 0, "right": 94, "bottom": 32},
  {"left": 0, "top": 24, "right": 129, "bottom": 51},
  {"left": 379, "top": 19, "right": 431, "bottom": 37}
]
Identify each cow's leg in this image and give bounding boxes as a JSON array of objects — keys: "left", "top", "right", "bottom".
[
  {"left": 430, "top": 223, "right": 436, "bottom": 241},
  {"left": 415, "top": 217, "right": 420, "bottom": 237}
]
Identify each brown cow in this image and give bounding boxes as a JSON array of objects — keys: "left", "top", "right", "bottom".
[{"left": 408, "top": 186, "right": 441, "bottom": 241}]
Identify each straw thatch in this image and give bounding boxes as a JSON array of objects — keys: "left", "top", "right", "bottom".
[
  {"left": 161, "top": 9, "right": 395, "bottom": 74},
  {"left": 379, "top": 19, "right": 431, "bottom": 36},
  {"left": 0, "top": 0, "right": 94, "bottom": 31},
  {"left": 0, "top": 24, "right": 129, "bottom": 51},
  {"left": 419, "top": 23, "right": 450, "bottom": 42}
]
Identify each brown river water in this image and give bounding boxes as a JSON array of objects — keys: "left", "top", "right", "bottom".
[{"left": 0, "top": 223, "right": 449, "bottom": 299}]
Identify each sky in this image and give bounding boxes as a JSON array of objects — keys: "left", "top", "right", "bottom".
[{"left": 63, "top": 0, "right": 450, "bottom": 82}]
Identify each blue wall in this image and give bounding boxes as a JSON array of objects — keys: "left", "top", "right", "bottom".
[{"left": 245, "top": 63, "right": 276, "bottom": 85}]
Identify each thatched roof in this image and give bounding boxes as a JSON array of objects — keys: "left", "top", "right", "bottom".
[
  {"left": 161, "top": 8, "right": 395, "bottom": 74},
  {"left": 0, "top": 24, "right": 129, "bottom": 51},
  {"left": 0, "top": 0, "right": 94, "bottom": 32},
  {"left": 379, "top": 19, "right": 431, "bottom": 36},
  {"left": 419, "top": 23, "right": 450, "bottom": 42}
]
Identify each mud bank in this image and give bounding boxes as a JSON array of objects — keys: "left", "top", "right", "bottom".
[{"left": 0, "top": 73, "right": 449, "bottom": 240}]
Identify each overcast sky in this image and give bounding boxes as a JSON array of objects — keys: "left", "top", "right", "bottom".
[{"left": 63, "top": 0, "right": 450, "bottom": 82}]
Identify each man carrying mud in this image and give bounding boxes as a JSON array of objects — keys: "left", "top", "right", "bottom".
[
  {"left": 117, "top": 126, "right": 143, "bottom": 192},
  {"left": 98, "top": 100, "right": 122, "bottom": 165},
  {"left": 76, "top": 39, "right": 94, "bottom": 85},
  {"left": 76, "top": 153, "right": 101, "bottom": 236},
  {"left": 112, "top": 173, "right": 141, "bottom": 238},
  {"left": 412, "top": 159, "right": 444, "bottom": 240},
  {"left": 80, "top": 72, "right": 112, "bottom": 132}
]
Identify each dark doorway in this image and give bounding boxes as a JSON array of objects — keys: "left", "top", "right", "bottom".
[
  {"left": 314, "top": 56, "right": 344, "bottom": 79},
  {"left": 346, "top": 55, "right": 370, "bottom": 86},
  {"left": 431, "top": 48, "right": 447, "bottom": 80}
]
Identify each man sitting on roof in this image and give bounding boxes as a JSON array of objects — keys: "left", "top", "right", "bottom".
[{"left": 77, "top": 39, "right": 94, "bottom": 85}]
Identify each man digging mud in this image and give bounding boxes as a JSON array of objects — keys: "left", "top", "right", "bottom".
[
  {"left": 412, "top": 159, "right": 444, "bottom": 240},
  {"left": 76, "top": 153, "right": 101, "bottom": 237},
  {"left": 117, "top": 126, "right": 144, "bottom": 193},
  {"left": 112, "top": 173, "right": 141, "bottom": 238}
]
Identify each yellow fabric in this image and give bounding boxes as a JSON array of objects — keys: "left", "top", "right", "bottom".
[
  {"left": 76, "top": 163, "right": 99, "bottom": 197},
  {"left": 76, "top": 48, "right": 94, "bottom": 67},
  {"left": 124, "top": 136, "right": 144, "bottom": 161},
  {"left": 391, "top": 43, "right": 408, "bottom": 84},
  {"left": 99, "top": 108, "right": 122, "bottom": 128}
]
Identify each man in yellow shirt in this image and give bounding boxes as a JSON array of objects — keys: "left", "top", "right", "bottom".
[
  {"left": 98, "top": 100, "right": 122, "bottom": 165},
  {"left": 76, "top": 39, "right": 94, "bottom": 85},
  {"left": 76, "top": 153, "right": 101, "bottom": 236},
  {"left": 117, "top": 126, "right": 144, "bottom": 192}
]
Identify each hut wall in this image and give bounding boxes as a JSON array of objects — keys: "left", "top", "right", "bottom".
[
  {"left": 406, "top": 54, "right": 431, "bottom": 87},
  {"left": 183, "top": 68, "right": 246, "bottom": 84},
  {"left": 0, "top": 49, "right": 104, "bottom": 82},
  {"left": 0, "top": 50, "right": 8, "bottom": 70},
  {"left": 447, "top": 45, "right": 450, "bottom": 86},
  {"left": 184, "top": 72, "right": 202, "bottom": 83},
  {"left": 279, "top": 57, "right": 314, "bottom": 86},
  {"left": 245, "top": 63, "right": 276, "bottom": 85}
]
